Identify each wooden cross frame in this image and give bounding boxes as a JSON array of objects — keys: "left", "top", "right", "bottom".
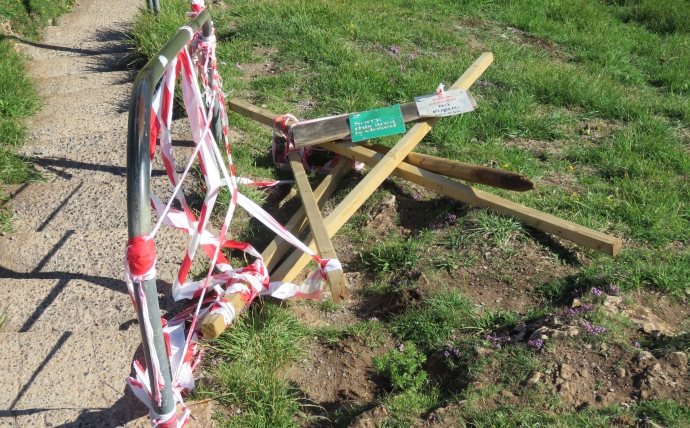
[{"left": 228, "top": 51, "right": 622, "bottom": 301}]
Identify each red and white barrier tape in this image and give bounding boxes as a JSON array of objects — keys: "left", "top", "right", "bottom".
[{"left": 123, "top": 2, "right": 344, "bottom": 425}]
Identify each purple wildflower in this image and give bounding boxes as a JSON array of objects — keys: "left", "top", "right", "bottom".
[
  {"left": 557, "top": 304, "right": 594, "bottom": 318},
  {"left": 590, "top": 287, "right": 603, "bottom": 297},
  {"left": 444, "top": 345, "right": 461, "bottom": 359},
  {"left": 528, "top": 339, "right": 544, "bottom": 350},
  {"left": 445, "top": 214, "right": 457, "bottom": 222},
  {"left": 634, "top": 342, "right": 641, "bottom": 348},
  {"left": 584, "top": 322, "right": 607, "bottom": 336},
  {"left": 486, "top": 335, "right": 511, "bottom": 349},
  {"left": 413, "top": 194, "right": 421, "bottom": 200},
  {"left": 400, "top": 184, "right": 407, "bottom": 191},
  {"left": 608, "top": 285, "right": 620, "bottom": 295}
]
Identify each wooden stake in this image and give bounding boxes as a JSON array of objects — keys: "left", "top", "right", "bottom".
[
  {"left": 323, "top": 142, "right": 623, "bottom": 256},
  {"left": 270, "top": 53, "right": 494, "bottom": 282},
  {"left": 361, "top": 142, "right": 535, "bottom": 192},
  {"left": 288, "top": 88, "right": 477, "bottom": 149},
  {"left": 200, "top": 292, "right": 246, "bottom": 339},
  {"left": 261, "top": 157, "right": 351, "bottom": 271},
  {"left": 287, "top": 152, "right": 350, "bottom": 302}
]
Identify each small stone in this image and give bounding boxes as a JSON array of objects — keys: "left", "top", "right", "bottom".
[
  {"left": 557, "top": 382, "right": 570, "bottom": 393},
  {"left": 615, "top": 367, "right": 626, "bottom": 378},
  {"left": 608, "top": 388, "right": 615, "bottom": 392},
  {"left": 512, "top": 323, "right": 527, "bottom": 341},
  {"left": 526, "top": 371, "right": 543, "bottom": 384},
  {"left": 584, "top": 344, "right": 592, "bottom": 349},
  {"left": 665, "top": 352, "right": 688, "bottom": 369},
  {"left": 499, "top": 389, "right": 514, "bottom": 398},
  {"left": 579, "top": 368, "right": 590, "bottom": 379},
  {"left": 560, "top": 363, "right": 576, "bottom": 380},
  {"left": 640, "top": 390, "right": 649, "bottom": 399},
  {"left": 33, "top": 148, "right": 44, "bottom": 155},
  {"left": 475, "top": 347, "right": 495, "bottom": 357},
  {"left": 544, "top": 370, "right": 552, "bottom": 375},
  {"left": 637, "top": 351, "right": 655, "bottom": 364}
]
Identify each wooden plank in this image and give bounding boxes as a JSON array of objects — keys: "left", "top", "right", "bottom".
[
  {"left": 323, "top": 142, "right": 623, "bottom": 256},
  {"left": 200, "top": 292, "right": 245, "bottom": 339},
  {"left": 261, "top": 157, "right": 351, "bottom": 271},
  {"left": 270, "top": 53, "right": 495, "bottom": 282},
  {"left": 290, "top": 92, "right": 478, "bottom": 148},
  {"left": 287, "top": 152, "right": 350, "bottom": 302},
  {"left": 289, "top": 103, "right": 419, "bottom": 148},
  {"left": 227, "top": 98, "right": 277, "bottom": 127},
  {"left": 361, "top": 142, "right": 535, "bottom": 192}
]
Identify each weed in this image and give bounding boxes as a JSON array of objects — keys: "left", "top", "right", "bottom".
[
  {"left": 198, "top": 301, "right": 308, "bottom": 426},
  {"left": 390, "top": 291, "right": 473, "bottom": 349},
  {"left": 373, "top": 342, "right": 427, "bottom": 392},
  {"left": 319, "top": 299, "right": 338, "bottom": 314},
  {"left": 358, "top": 237, "right": 420, "bottom": 278}
]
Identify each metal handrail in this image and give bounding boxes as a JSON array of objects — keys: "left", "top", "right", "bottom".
[
  {"left": 148, "top": 0, "right": 161, "bottom": 15},
  {"left": 126, "top": 9, "right": 211, "bottom": 417}
]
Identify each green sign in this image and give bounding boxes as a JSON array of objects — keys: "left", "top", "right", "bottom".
[{"left": 349, "top": 105, "right": 406, "bottom": 142}]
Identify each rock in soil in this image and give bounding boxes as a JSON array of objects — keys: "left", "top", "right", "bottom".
[{"left": 348, "top": 405, "right": 388, "bottom": 428}]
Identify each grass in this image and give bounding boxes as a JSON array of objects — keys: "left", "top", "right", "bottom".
[
  {"left": 128, "top": 0, "right": 690, "bottom": 425},
  {"left": 195, "top": 301, "right": 309, "bottom": 427},
  {"left": 0, "top": 0, "right": 73, "bottom": 230}
]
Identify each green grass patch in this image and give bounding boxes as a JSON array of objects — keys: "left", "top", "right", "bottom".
[
  {"left": 0, "top": 0, "right": 75, "bottom": 40},
  {"left": 0, "top": 0, "right": 66, "bottom": 229},
  {"left": 197, "top": 301, "right": 308, "bottom": 427}
]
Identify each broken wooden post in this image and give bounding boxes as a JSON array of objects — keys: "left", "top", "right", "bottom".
[
  {"left": 361, "top": 142, "right": 535, "bottom": 192},
  {"left": 322, "top": 142, "right": 623, "bottom": 256},
  {"left": 287, "top": 152, "right": 350, "bottom": 302},
  {"left": 261, "top": 157, "right": 351, "bottom": 271},
  {"left": 200, "top": 292, "right": 246, "bottom": 339}
]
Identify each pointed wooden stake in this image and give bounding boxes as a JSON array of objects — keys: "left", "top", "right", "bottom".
[{"left": 287, "top": 152, "right": 350, "bottom": 302}]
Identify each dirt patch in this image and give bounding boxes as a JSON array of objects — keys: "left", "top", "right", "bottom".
[
  {"left": 538, "top": 170, "right": 585, "bottom": 193},
  {"left": 234, "top": 46, "right": 279, "bottom": 81},
  {"left": 505, "top": 137, "right": 565, "bottom": 159},
  {"left": 286, "top": 338, "right": 391, "bottom": 416}
]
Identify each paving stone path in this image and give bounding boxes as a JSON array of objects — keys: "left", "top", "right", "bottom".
[{"left": 0, "top": 1, "right": 218, "bottom": 426}]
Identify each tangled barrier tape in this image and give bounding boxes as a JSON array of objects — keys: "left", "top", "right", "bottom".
[{"left": 123, "top": 2, "right": 343, "bottom": 425}]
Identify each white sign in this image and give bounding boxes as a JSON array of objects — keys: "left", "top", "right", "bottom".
[{"left": 414, "top": 89, "right": 477, "bottom": 118}]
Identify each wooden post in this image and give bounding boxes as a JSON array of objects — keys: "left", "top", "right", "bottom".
[
  {"left": 261, "top": 157, "right": 351, "bottom": 271},
  {"left": 270, "top": 53, "right": 495, "bottom": 282},
  {"left": 200, "top": 292, "right": 246, "bottom": 339},
  {"left": 361, "top": 142, "right": 535, "bottom": 192},
  {"left": 322, "top": 142, "right": 623, "bottom": 256},
  {"left": 287, "top": 152, "right": 350, "bottom": 302}
]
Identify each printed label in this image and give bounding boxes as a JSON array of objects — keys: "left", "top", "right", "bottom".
[
  {"left": 349, "top": 105, "right": 406, "bottom": 142},
  {"left": 414, "top": 89, "right": 476, "bottom": 118}
]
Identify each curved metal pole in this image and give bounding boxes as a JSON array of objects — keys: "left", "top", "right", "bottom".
[
  {"left": 126, "top": 10, "right": 211, "bottom": 418},
  {"left": 148, "top": 0, "right": 161, "bottom": 15}
]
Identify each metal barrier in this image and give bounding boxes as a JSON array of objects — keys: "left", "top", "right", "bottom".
[
  {"left": 126, "top": 9, "right": 211, "bottom": 417},
  {"left": 147, "top": 0, "right": 161, "bottom": 15}
]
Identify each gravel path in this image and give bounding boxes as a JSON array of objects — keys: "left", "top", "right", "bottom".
[{"left": 0, "top": 1, "right": 197, "bottom": 426}]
